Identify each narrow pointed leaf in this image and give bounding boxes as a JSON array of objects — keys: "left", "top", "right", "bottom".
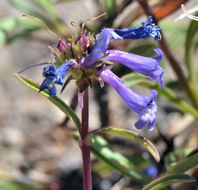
[
  {"left": 0, "top": 17, "right": 18, "bottom": 47},
  {"left": 0, "top": 17, "right": 44, "bottom": 45},
  {"left": 91, "top": 127, "right": 160, "bottom": 162},
  {"left": 167, "top": 152, "right": 198, "bottom": 174},
  {"left": 165, "top": 148, "right": 193, "bottom": 167},
  {"left": 30, "top": 0, "right": 57, "bottom": 19},
  {"left": 14, "top": 73, "right": 81, "bottom": 130},
  {"left": 8, "top": 0, "right": 51, "bottom": 25},
  {"left": 7, "top": 18, "right": 42, "bottom": 43},
  {"left": 143, "top": 174, "right": 195, "bottom": 190},
  {"left": 185, "top": 12, "right": 198, "bottom": 104},
  {"left": 104, "top": 0, "right": 116, "bottom": 15},
  {"left": 120, "top": 73, "right": 146, "bottom": 86},
  {"left": 91, "top": 135, "right": 150, "bottom": 184}
]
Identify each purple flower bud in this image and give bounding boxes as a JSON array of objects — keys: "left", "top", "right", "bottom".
[
  {"left": 57, "top": 40, "right": 67, "bottom": 54},
  {"left": 103, "top": 48, "right": 164, "bottom": 88},
  {"left": 98, "top": 66, "right": 158, "bottom": 130},
  {"left": 57, "top": 39, "right": 71, "bottom": 54},
  {"left": 76, "top": 34, "right": 88, "bottom": 51}
]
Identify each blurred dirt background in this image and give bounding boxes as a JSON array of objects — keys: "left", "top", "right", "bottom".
[{"left": 0, "top": 0, "right": 198, "bottom": 190}]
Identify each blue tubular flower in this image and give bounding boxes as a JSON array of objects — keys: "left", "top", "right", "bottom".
[
  {"left": 39, "top": 60, "right": 75, "bottom": 96},
  {"left": 113, "top": 16, "right": 161, "bottom": 40},
  {"left": 103, "top": 48, "right": 164, "bottom": 88},
  {"left": 81, "top": 16, "right": 161, "bottom": 68},
  {"left": 98, "top": 66, "right": 158, "bottom": 131},
  {"left": 80, "top": 29, "right": 122, "bottom": 68}
]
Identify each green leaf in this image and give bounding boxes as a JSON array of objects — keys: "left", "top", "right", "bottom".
[
  {"left": 104, "top": 0, "right": 116, "bottom": 15},
  {"left": 127, "top": 44, "right": 158, "bottom": 58},
  {"left": 14, "top": 73, "right": 81, "bottom": 131},
  {"left": 91, "top": 127, "right": 160, "bottom": 162},
  {"left": 8, "top": 18, "right": 44, "bottom": 44},
  {"left": 185, "top": 12, "right": 198, "bottom": 105},
  {"left": 122, "top": 73, "right": 198, "bottom": 119},
  {"left": 91, "top": 135, "right": 150, "bottom": 184},
  {"left": 0, "top": 17, "right": 45, "bottom": 45},
  {"left": 143, "top": 174, "right": 195, "bottom": 190},
  {"left": 8, "top": 0, "right": 51, "bottom": 25},
  {"left": 120, "top": 73, "right": 146, "bottom": 86},
  {"left": 93, "top": 160, "right": 114, "bottom": 175},
  {"left": 167, "top": 152, "right": 198, "bottom": 174},
  {"left": 165, "top": 148, "right": 193, "bottom": 167},
  {"left": 30, "top": 0, "right": 57, "bottom": 19},
  {"left": 7, "top": 28, "right": 40, "bottom": 44},
  {"left": 0, "top": 178, "right": 36, "bottom": 190},
  {"left": 0, "top": 17, "right": 18, "bottom": 47}
]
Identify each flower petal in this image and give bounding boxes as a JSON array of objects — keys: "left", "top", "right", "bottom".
[
  {"left": 113, "top": 16, "right": 161, "bottom": 40},
  {"left": 81, "top": 16, "right": 161, "bottom": 68},
  {"left": 39, "top": 76, "right": 57, "bottom": 96},
  {"left": 103, "top": 48, "right": 164, "bottom": 88},
  {"left": 39, "top": 60, "right": 75, "bottom": 96},
  {"left": 80, "top": 29, "right": 122, "bottom": 68},
  {"left": 98, "top": 66, "right": 158, "bottom": 130}
]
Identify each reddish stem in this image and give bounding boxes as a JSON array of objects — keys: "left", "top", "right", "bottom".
[{"left": 80, "top": 88, "right": 92, "bottom": 190}]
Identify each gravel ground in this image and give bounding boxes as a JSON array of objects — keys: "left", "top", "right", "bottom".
[{"left": 0, "top": 0, "right": 198, "bottom": 190}]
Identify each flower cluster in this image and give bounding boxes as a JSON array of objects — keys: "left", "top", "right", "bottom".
[{"left": 37, "top": 16, "right": 164, "bottom": 131}]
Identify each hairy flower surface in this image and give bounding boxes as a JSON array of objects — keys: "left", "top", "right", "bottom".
[{"left": 27, "top": 16, "right": 163, "bottom": 130}]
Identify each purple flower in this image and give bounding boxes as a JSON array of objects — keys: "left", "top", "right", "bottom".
[
  {"left": 103, "top": 48, "right": 164, "bottom": 88},
  {"left": 113, "top": 16, "right": 161, "bottom": 40},
  {"left": 81, "top": 16, "right": 161, "bottom": 68},
  {"left": 143, "top": 165, "right": 158, "bottom": 178},
  {"left": 39, "top": 60, "right": 75, "bottom": 96},
  {"left": 22, "top": 16, "right": 163, "bottom": 130},
  {"left": 98, "top": 66, "right": 158, "bottom": 131}
]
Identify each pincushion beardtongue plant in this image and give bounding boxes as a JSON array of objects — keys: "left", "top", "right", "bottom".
[
  {"left": 17, "top": 16, "right": 163, "bottom": 190},
  {"left": 39, "top": 17, "right": 163, "bottom": 130}
]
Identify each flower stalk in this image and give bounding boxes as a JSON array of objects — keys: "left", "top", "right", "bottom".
[{"left": 80, "top": 88, "right": 92, "bottom": 190}]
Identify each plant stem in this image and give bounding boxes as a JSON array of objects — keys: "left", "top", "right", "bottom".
[
  {"left": 137, "top": 0, "right": 198, "bottom": 109},
  {"left": 80, "top": 88, "right": 92, "bottom": 190}
]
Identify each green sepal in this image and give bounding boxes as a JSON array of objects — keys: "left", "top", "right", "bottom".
[
  {"left": 56, "top": 48, "right": 66, "bottom": 65},
  {"left": 65, "top": 44, "right": 72, "bottom": 60},
  {"left": 76, "top": 41, "right": 83, "bottom": 58},
  {"left": 71, "top": 38, "right": 78, "bottom": 59}
]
